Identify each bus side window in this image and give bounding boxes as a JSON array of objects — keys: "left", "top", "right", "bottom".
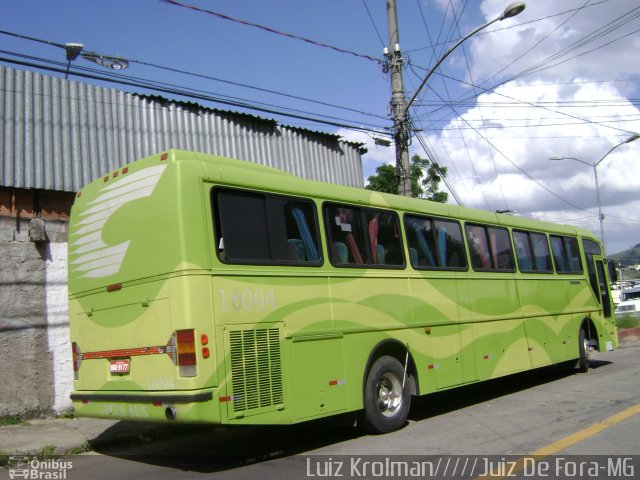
[
  {"left": 550, "top": 235, "right": 583, "bottom": 274},
  {"left": 285, "top": 203, "right": 320, "bottom": 262},
  {"left": 366, "top": 210, "right": 403, "bottom": 266},
  {"left": 325, "top": 204, "right": 403, "bottom": 268},
  {"left": 213, "top": 188, "right": 322, "bottom": 265},
  {"left": 433, "top": 219, "right": 467, "bottom": 269},
  {"left": 514, "top": 231, "right": 553, "bottom": 273},
  {"left": 466, "top": 225, "right": 491, "bottom": 270},
  {"left": 405, "top": 217, "right": 436, "bottom": 267},
  {"left": 513, "top": 231, "right": 533, "bottom": 272},
  {"left": 325, "top": 205, "right": 366, "bottom": 265},
  {"left": 488, "top": 227, "right": 515, "bottom": 271},
  {"left": 531, "top": 232, "right": 552, "bottom": 272}
]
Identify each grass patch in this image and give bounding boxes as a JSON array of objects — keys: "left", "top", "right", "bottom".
[
  {"left": 616, "top": 313, "right": 640, "bottom": 329},
  {"left": 0, "top": 416, "right": 30, "bottom": 427},
  {"left": 66, "top": 442, "right": 92, "bottom": 455},
  {"left": 55, "top": 410, "right": 76, "bottom": 419},
  {"left": 39, "top": 445, "right": 57, "bottom": 457}
]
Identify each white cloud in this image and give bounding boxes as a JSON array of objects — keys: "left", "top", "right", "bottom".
[
  {"left": 473, "top": 0, "right": 640, "bottom": 83},
  {"left": 421, "top": 0, "right": 640, "bottom": 254},
  {"left": 430, "top": 79, "right": 640, "bottom": 253}
]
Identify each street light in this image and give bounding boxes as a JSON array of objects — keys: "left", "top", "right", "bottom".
[
  {"left": 391, "top": 2, "right": 526, "bottom": 196},
  {"left": 549, "top": 133, "right": 640, "bottom": 254}
]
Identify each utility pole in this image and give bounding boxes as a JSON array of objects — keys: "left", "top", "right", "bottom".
[
  {"left": 386, "top": 0, "right": 412, "bottom": 197},
  {"left": 385, "top": 1, "right": 526, "bottom": 197}
]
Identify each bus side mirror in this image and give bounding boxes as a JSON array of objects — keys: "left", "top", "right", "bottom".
[{"left": 607, "top": 259, "right": 618, "bottom": 283}]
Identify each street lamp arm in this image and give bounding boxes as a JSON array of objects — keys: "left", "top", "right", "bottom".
[
  {"left": 549, "top": 156, "right": 593, "bottom": 167},
  {"left": 548, "top": 133, "right": 638, "bottom": 254},
  {"left": 594, "top": 133, "right": 640, "bottom": 167},
  {"left": 404, "top": 2, "right": 525, "bottom": 113}
]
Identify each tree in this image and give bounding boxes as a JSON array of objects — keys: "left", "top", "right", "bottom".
[{"left": 365, "top": 154, "right": 448, "bottom": 203}]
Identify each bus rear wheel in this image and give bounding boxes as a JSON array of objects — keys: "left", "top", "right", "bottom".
[
  {"left": 578, "top": 328, "right": 590, "bottom": 373},
  {"left": 360, "top": 356, "right": 410, "bottom": 434}
]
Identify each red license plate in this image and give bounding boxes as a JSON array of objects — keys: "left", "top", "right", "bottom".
[{"left": 110, "top": 359, "right": 130, "bottom": 374}]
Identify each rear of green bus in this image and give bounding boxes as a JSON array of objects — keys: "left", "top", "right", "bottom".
[{"left": 68, "top": 150, "right": 221, "bottom": 423}]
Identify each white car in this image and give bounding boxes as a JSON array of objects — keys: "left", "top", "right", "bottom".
[{"left": 616, "top": 299, "right": 640, "bottom": 314}]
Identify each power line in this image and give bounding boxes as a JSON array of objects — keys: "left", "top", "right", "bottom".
[
  {"left": 405, "top": 1, "right": 611, "bottom": 54},
  {"left": 419, "top": 84, "right": 598, "bottom": 215},
  {"left": 160, "top": 0, "right": 382, "bottom": 64},
  {"left": 361, "top": 0, "right": 386, "bottom": 48},
  {"left": 0, "top": 29, "right": 388, "bottom": 123},
  {"left": 0, "top": 55, "right": 391, "bottom": 136}
]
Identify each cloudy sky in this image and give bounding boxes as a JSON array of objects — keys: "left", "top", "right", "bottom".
[
  {"left": 341, "top": 0, "right": 640, "bottom": 255},
  {"left": 3, "top": 0, "right": 640, "bottom": 254}
]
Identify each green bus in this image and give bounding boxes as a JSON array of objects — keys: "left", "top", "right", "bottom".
[{"left": 68, "top": 150, "right": 618, "bottom": 433}]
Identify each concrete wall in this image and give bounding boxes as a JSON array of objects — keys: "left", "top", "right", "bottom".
[{"left": 0, "top": 188, "right": 73, "bottom": 417}]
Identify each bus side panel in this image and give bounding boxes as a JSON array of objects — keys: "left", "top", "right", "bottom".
[
  {"left": 213, "top": 273, "right": 343, "bottom": 424},
  {"left": 456, "top": 275, "right": 532, "bottom": 380}
]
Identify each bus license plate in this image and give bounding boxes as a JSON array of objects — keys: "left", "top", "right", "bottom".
[{"left": 110, "top": 359, "right": 130, "bottom": 374}]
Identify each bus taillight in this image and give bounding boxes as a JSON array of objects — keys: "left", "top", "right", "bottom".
[
  {"left": 176, "top": 329, "right": 197, "bottom": 377},
  {"left": 71, "top": 342, "right": 82, "bottom": 380}
]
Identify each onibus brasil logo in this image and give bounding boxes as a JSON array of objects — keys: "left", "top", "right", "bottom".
[{"left": 8, "top": 456, "right": 73, "bottom": 479}]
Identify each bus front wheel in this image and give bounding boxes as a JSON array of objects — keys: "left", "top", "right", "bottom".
[{"left": 360, "top": 355, "right": 410, "bottom": 434}]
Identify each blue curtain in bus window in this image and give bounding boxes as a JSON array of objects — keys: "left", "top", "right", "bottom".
[
  {"left": 412, "top": 221, "right": 435, "bottom": 266},
  {"left": 292, "top": 207, "right": 319, "bottom": 261},
  {"left": 437, "top": 227, "right": 446, "bottom": 267},
  {"left": 409, "top": 247, "right": 418, "bottom": 265},
  {"left": 376, "top": 244, "right": 386, "bottom": 265}
]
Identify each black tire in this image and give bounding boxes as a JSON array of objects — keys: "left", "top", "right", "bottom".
[
  {"left": 577, "top": 328, "right": 590, "bottom": 373},
  {"left": 360, "top": 355, "right": 411, "bottom": 434}
]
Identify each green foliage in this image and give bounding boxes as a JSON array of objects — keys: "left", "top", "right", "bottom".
[
  {"left": 365, "top": 154, "right": 448, "bottom": 203},
  {"left": 616, "top": 312, "right": 640, "bottom": 329}
]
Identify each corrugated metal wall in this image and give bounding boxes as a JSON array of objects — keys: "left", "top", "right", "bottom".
[{"left": 0, "top": 65, "right": 365, "bottom": 192}]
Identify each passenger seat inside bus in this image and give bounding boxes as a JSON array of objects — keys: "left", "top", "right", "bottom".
[
  {"left": 332, "top": 241, "right": 349, "bottom": 264},
  {"left": 288, "top": 238, "right": 306, "bottom": 261}
]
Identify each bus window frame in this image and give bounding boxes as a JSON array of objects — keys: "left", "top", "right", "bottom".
[
  {"left": 323, "top": 202, "right": 406, "bottom": 270},
  {"left": 403, "top": 213, "right": 468, "bottom": 271},
  {"left": 464, "top": 223, "right": 516, "bottom": 273},
  {"left": 512, "top": 229, "right": 554, "bottom": 274},
  {"left": 211, "top": 186, "right": 324, "bottom": 267},
  {"left": 550, "top": 234, "right": 584, "bottom": 275}
]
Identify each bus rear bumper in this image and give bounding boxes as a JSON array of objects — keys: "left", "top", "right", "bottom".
[{"left": 70, "top": 388, "right": 220, "bottom": 424}]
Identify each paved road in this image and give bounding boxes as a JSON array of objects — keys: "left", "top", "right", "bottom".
[{"left": 11, "top": 344, "right": 640, "bottom": 479}]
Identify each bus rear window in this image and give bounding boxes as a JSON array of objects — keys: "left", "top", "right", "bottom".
[{"left": 213, "top": 188, "right": 321, "bottom": 265}]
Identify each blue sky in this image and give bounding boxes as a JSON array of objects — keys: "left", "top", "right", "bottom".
[{"left": 3, "top": 0, "right": 640, "bottom": 255}]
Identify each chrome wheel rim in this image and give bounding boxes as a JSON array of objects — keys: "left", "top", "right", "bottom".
[
  {"left": 583, "top": 336, "right": 591, "bottom": 359},
  {"left": 376, "top": 372, "right": 403, "bottom": 417}
]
